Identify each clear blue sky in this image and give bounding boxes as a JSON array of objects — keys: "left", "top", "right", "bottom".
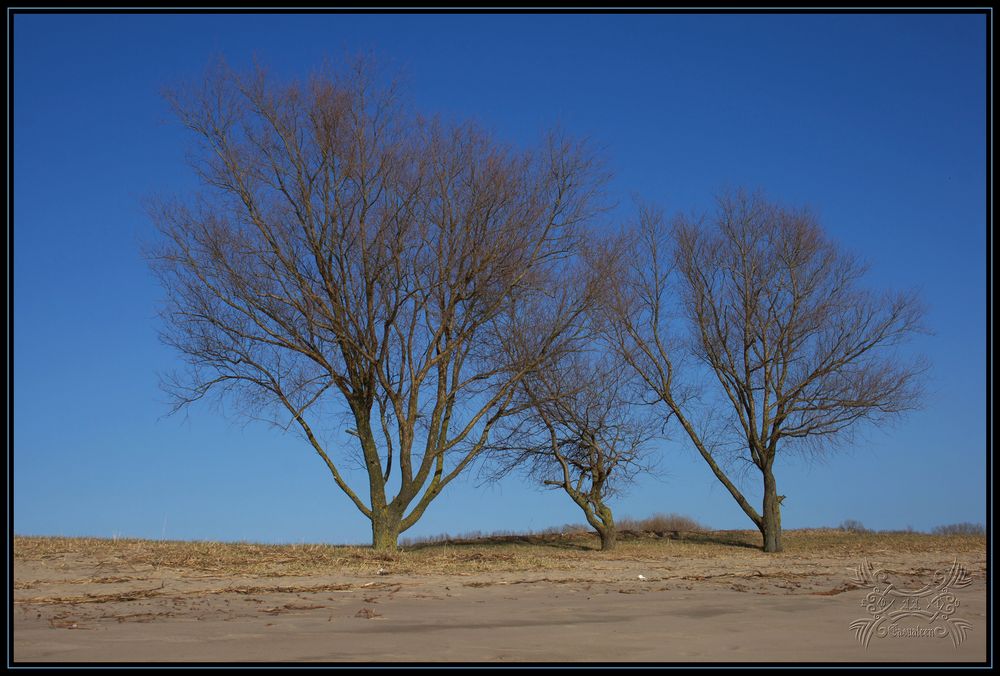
[{"left": 13, "top": 13, "right": 987, "bottom": 544}]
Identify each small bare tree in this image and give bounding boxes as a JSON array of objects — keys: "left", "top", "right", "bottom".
[
  {"left": 486, "top": 238, "right": 659, "bottom": 551},
  {"left": 605, "top": 190, "right": 926, "bottom": 552},
  {"left": 487, "top": 348, "right": 657, "bottom": 551},
  {"left": 148, "top": 59, "right": 605, "bottom": 550}
]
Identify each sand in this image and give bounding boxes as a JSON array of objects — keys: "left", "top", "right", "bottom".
[{"left": 12, "top": 533, "right": 988, "bottom": 663}]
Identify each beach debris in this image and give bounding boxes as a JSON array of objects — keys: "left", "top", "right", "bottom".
[
  {"left": 638, "top": 575, "right": 647, "bottom": 581},
  {"left": 48, "top": 619, "right": 78, "bottom": 629}
]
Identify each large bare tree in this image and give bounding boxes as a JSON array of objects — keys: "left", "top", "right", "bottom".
[
  {"left": 148, "top": 59, "right": 605, "bottom": 550},
  {"left": 605, "top": 190, "right": 926, "bottom": 552}
]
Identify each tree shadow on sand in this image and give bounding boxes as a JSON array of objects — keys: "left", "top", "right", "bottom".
[
  {"left": 402, "top": 533, "right": 595, "bottom": 552},
  {"left": 403, "top": 529, "right": 761, "bottom": 553}
]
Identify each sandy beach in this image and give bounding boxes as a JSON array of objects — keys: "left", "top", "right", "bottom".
[{"left": 13, "top": 531, "right": 987, "bottom": 663}]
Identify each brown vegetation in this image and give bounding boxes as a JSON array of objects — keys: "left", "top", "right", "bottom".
[{"left": 14, "top": 528, "right": 983, "bottom": 580}]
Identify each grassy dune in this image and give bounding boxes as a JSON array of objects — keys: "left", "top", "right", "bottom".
[{"left": 14, "top": 529, "right": 986, "bottom": 579}]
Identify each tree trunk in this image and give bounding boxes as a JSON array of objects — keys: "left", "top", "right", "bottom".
[
  {"left": 371, "top": 509, "right": 402, "bottom": 552},
  {"left": 595, "top": 504, "right": 617, "bottom": 551},
  {"left": 760, "top": 469, "right": 783, "bottom": 553}
]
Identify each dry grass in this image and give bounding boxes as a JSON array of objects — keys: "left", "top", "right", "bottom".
[{"left": 13, "top": 529, "right": 986, "bottom": 580}]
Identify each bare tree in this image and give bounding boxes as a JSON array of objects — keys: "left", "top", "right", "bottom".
[
  {"left": 487, "top": 347, "right": 658, "bottom": 551},
  {"left": 485, "top": 238, "right": 659, "bottom": 551},
  {"left": 147, "top": 59, "right": 606, "bottom": 550},
  {"left": 604, "top": 190, "right": 926, "bottom": 552}
]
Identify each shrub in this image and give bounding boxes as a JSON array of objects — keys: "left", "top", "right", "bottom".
[
  {"left": 617, "top": 513, "right": 707, "bottom": 533},
  {"left": 838, "top": 519, "right": 869, "bottom": 533},
  {"left": 931, "top": 522, "right": 985, "bottom": 536}
]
